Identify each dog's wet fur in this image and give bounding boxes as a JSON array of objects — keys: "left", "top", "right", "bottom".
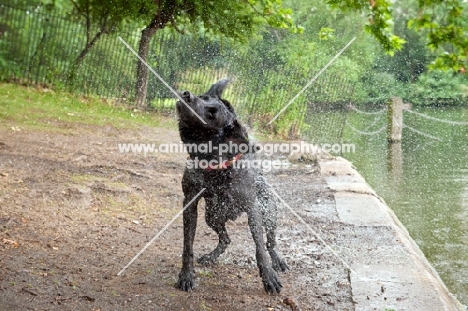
[{"left": 175, "top": 79, "right": 288, "bottom": 294}]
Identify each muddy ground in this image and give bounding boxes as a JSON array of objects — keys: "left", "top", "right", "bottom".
[{"left": 0, "top": 119, "right": 356, "bottom": 310}]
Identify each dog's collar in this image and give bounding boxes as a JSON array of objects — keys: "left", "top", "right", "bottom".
[{"left": 206, "top": 153, "right": 243, "bottom": 170}]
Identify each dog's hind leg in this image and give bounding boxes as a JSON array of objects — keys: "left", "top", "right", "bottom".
[
  {"left": 198, "top": 198, "right": 231, "bottom": 265},
  {"left": 197, "top": 223, "right": 231, "bottom": 265},
  {"left": 256, "top": 176, "right": 289, "bottom": 272},
  {"left": 266, "top": 228, "right": 289, "bottom": 272},
  {"left": 247, "top": 206, "right": 283, "bottom": 294}
]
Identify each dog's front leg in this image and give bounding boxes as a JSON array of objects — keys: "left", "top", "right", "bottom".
[
  {"left": 247, "top": 206, "right": 283, "bottom": 294},
  {"left": 176, "top": 195, "right": 199, "bottom": 291}
]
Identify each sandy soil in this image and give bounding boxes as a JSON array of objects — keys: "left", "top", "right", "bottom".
[{"left": 0, "top": 120, "right": 355, "bottom": 310}]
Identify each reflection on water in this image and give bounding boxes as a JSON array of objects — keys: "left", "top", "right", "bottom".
[{"left": 339, "top": 107, "right": 468, "bottom": 304}]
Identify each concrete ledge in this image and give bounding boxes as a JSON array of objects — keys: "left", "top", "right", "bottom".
[
  {"left": 318, "top": 156, "right": 465, "bottom": 311},
  {"left": 335, "top": 192, "right": 392, "bottom": 226},
  {"left": 351, "top": 264, "right": 445, "bottom": 311}
]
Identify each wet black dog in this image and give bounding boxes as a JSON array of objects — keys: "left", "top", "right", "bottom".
[{"left": 175, "top": 79, "right": 288, "bottom": 294}]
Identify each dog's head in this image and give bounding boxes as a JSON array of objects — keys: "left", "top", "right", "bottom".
[
  {"left": 176, "top": 79, "right": 235, "bottom": 129},
  {"left": 176, "top": 79, "right": 248, "bottom": 147}
]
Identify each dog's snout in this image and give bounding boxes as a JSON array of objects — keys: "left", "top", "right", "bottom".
[
  {"left": 207, "top": 107, "right": 218, "bottom": 114},
  {"left": 206, "top": 106, "right": 218, "bottom": 120}
]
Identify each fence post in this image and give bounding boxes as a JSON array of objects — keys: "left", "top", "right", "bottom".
[
  {"left": 387, "top": 140, "right": 403, "bottom": 180},
  {"left": 387, "top": 97, "right": 403, "bottom": 143},
  {"left": 387, "top": 97, "right": 403, "bottom": 179}
]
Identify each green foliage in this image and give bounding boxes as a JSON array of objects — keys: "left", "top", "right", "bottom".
[
  {"left": 251, "top": 0, "right": 302, "bottom": 32},
  {"left": 409, "top": 70, "right": 468, "bottom": 106},
  {"left": 2, "top": 0, "right": 467, "bottom": 138},
  {"left": 371, "top": 1, "right": 430, "bottom": 83},
  {"left": 360, "top": 71, "right": 406, "bottom": 102},
  {"left": 66, "top": 0, "right": 154, "bottom": 80},
  {"left": 353, "top": 0, "right": 467, "bottom": 107},
  {"left": 326, "top": 0, "right": 406, "bottom": 55},
  {"left": 319, "top": 27, "right": 335, "bottom": 40},
  {"left": 326, "top": 0, "right": 468, "bottom": 71},
  {"left": 407, "top": 0, "right": 468, "bottom": 71},
  {"left": 0, "top": 33, "right": 20, "bottom": 80},
  {"left": 133, "top": 0, "right": 303, "bottom": 45}
]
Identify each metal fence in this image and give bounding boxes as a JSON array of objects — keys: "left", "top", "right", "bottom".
[
  {"left": 0, "top": 3, "right": 358, "bottom": 141},
  {"left": 0, "top": 4, "right": 140, "bottom": 99}
]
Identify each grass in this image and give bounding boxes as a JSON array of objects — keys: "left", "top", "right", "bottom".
[
  {"left": 70, "top": 174, "right": 105, "bottom": 184},
  {"left": 197, "top": 269, "right": 214, "bottom": 278},
  {"left": 0, "top": 83, "right": 294, "bottom": 141},
  {"left": 0, "top": 83, "right": 177, "bottom": 131}
]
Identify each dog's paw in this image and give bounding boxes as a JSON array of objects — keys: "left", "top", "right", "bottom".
[
  {"left": 197, "top": 254, "right": 217, "bottom": 266},
  {"left": 272, "top": 257, "right": 290, "bottom": 272},
  {"left": 175, "top": 270, "right": 195, "bottom": 292},
  {"left": 261, "top": 267, "right": 283, "bottom": 294}
]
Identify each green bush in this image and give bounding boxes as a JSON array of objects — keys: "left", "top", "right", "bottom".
[
  {"left": 0, "top": 30, "right": 21, "bottom": 80},
  {"left": 409, "top": 70, "right": 468, "bottom": 106},
  {"left": 359, "top": 71, "right": 407, "bottom": 104}
]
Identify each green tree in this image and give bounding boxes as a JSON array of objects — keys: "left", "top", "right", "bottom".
[
  {"left": 410, "top": 70, "right": 468, "bottom": 106},
  {"left": 326, "top": 0, "right": 406, "bottom": 55},
  {"left": 327, "top": 0, "right": 468, "bottom": 72},
  {"left": 67, "top": 0, "right": 147, "bottom": 80},
  {"left": 133, "top": 0, "right": 301, "bottom": 109},
  {"left": 407, "top": 0, "right": 468, "bottom": 71},
  {"left": 238, "top": 0, "right": 380, "bottom": 104},
  {"left": 372, "top": 0, "right": 430, "bottom": 83}
]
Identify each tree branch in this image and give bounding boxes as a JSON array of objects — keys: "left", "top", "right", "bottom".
[
  {"left": 69, "top": 0, "right": 86, "bottom": 18},
  {"left": 170, "top": 15, "right": 185, "bottom": 34},
  {"left": 243, "top": 0, "right": 264, "bottom": 16},
  {"left": 85, "top": 0, "right": 91, "bottom": 44}
]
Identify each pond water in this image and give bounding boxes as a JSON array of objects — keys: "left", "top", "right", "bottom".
[{"left": 336, "top": 106, "right": 468, "bottom": 304}]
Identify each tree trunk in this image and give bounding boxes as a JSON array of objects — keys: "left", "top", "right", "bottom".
[
  {"left": 134, "top": 26, "right": 159, "bottom": 108},
  {"left": 67, "top": 27, "right": 106, "bottom": 82},
  {"left": 76, "top": 29, "right": 105, "bottom": 68},
  {"left": 134, "top": 4, "right": 175, "bottom": 109}
]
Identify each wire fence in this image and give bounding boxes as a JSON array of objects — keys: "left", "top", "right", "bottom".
[
  {"left": 3, "top": 3, "right": 465, "bottom": 148},
  {"left": 403, "top": 108, "right": 468, "bottom": 126},
  {"left": 0, "top": 3, "right": 362, "bottom": 141},
  {"left": 344, "top": 103, "right": 468, "bottom": 145}
]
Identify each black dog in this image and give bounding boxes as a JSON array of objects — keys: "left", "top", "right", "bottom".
[{"left": 175, "top": 79, "right": 288, "bottom": 294}]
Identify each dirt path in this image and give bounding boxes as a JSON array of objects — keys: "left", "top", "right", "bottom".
[{"left": 0, "top": 121, "right": 354, "bottom": 310}]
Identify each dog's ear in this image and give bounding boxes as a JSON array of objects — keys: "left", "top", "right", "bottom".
[
  {"left": 221, "top": 99, "right": 235, "bottom": 113},
  {"left": 205, "top": 78, "right": 230, "bottom": 98}
]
